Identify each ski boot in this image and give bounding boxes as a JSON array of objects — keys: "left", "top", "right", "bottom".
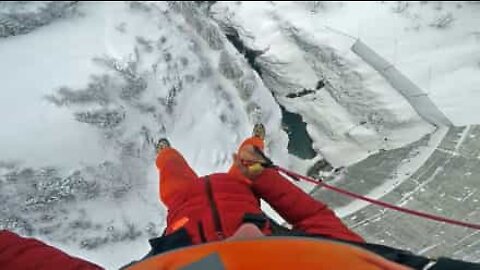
[
  {"left": 156, "top": 138, "right": 171, "bottom": 153},
  {"left": 252, "top": 123, "right": 265, "bottom": 140}
]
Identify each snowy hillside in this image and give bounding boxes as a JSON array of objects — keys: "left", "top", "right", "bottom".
[{"left": 1, "top": 1, "right": 479, "bottom": 269}]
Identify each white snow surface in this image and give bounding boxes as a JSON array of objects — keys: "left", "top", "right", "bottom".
[
  {"left": 1, "top": 1, "right": 479, "bottom": 269},
  {"left": 336, "top": 126, "right": 449, "bottom": 218},
  {"left": 212, "top": 1, "right": 441, "bottom": 167}
]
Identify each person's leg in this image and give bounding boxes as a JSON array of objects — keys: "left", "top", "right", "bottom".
[{"left": 156, "top": 147, "right": 198, "bottom": 208}]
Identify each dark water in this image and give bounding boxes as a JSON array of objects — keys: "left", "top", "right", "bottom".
[
  {"left": 280, "top": 105, "right": 317, "bottom": 159},
  {"left": 222, "top": 25, "right": 316, "bottom": 160}
]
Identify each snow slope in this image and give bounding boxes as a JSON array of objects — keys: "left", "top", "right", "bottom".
[
  {"left": 243, "top": 1, "right": 480, "bottom": 126},
  {"left": 0, "top": 2, "right": 287, "bottom": 268},
  {"left": 212, "top": 1, "right": 439, "bottom": 167}
]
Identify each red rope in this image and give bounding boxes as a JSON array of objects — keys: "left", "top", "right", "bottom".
[{"left": 274, "top": 166, "right": 480, "bottom": 230}]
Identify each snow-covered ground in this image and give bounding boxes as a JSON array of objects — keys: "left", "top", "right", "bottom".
[
  {"left": 1, "top": 2, "right": 288, "bottom": 268},
  {"left": 1, "top": 1, "right": 479, "bottom": 269},
  {"left": 212, "top": 1, "right": 480, "bottom": 166}
]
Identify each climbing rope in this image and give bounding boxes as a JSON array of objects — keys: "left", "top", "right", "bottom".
[
  {"left": 250, "top": 146, "right": 480, "bottom": 230},
  {"left": 274, "top": 165, "right": 480, "bottom": 230}
]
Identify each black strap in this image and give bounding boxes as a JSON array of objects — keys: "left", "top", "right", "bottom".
[
  {"left": 242, "top": 212, "right": 309, "bottom": 236},
  {"left": 125, "top": 214, "right": 478, "bottom": 270},
  {"left": 124, "top": 225, "right": 479, "bottom": 270},
  {"left": 430, "top": 257, "right": 480, "bottom": 270},
  {"left": 350, "top": 241, "right": 431, "bottom": 269},
  {"left": 120, "top": 228, "right": 193, "bottom": 269},
  {"left": 252, "top": 146, "right": 274, "bottom": 168},
  {"left": 242, "top": 213, "right": 268, "bottom": 230},
  {"left": 197, "top": 222, "right": 207, "bottom": 243},
  {"left": 241, "top": 213, "right": 433, "bottom": 270},
  {"left": 146, "top": 228, "right": 192, "bottom": 257}
]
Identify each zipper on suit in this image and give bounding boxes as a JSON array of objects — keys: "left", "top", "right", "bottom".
[{"left": 205, "top": 176, "right": 225, "bottom": 240}]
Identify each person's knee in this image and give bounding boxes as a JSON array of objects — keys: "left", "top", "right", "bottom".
[
  {"left": 239, "top": 137, "right": 264, "bottom": 151},
  {"left": 156, "top": 148, "right": 183, "bottom": 169}
]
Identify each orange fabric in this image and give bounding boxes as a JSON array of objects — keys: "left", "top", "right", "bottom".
[
  {"left": 156, "top": 137, "right": 263, "bottom": 205},
  {"left": 156, "top": 148, "right": 198, "bottom": 208},
  {"left": 228, "top": 136, "right": 265, "bottom": 184},
  {"left": 238, "top": 136, "right": 265, "bottom": 151},
  {"left": 128, "top": 238, "right": 411, "bottom": 270},
  {"left": 171, "top": 217, "right": 190, "bottom": 232}
]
